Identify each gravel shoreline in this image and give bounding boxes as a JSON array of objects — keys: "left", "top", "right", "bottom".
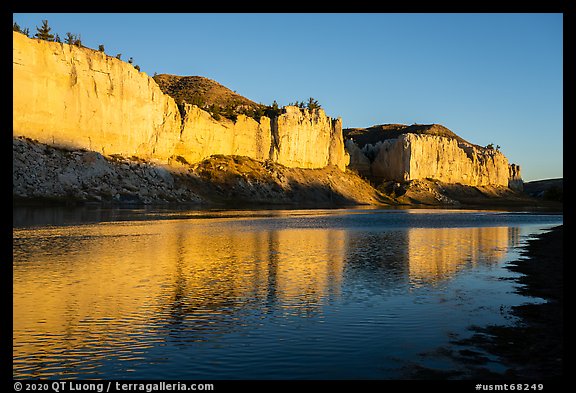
[{"left": 479, "top": 224, "right": 563, "bottom": 379}]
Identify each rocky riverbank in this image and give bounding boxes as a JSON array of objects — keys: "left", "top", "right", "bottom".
[
  {"left": 14, "top": 136, "right": 559, "bottom": 211},
  {"left": 378, "top": 178, "right": 561, "bottom": 210},
  {"left": 13, "top": 136, "right": 388, "bottom": 207},
  {"left": 409, "top": 225, "right": 563, "bottom": 380},
  {"left": 470, "top": 224, "right": 563, "bottom": 380}
]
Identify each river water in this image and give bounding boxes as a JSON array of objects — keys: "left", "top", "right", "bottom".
[{"left": 12, "top": 206, "right": 563, "bottom": 379}]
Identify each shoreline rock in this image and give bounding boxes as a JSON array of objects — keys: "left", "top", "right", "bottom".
[{"left": 12, "top": 136, "right": 384, "bottom": 207}]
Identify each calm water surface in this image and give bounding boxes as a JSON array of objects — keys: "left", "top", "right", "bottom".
[{"left": 13, "top": 207, "right": 563, "bottom": 379}]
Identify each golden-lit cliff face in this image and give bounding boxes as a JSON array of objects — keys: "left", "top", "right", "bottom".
[
  {"left": 12, "top": 31, "right": 182, "bottom": 159},
  {"left": 12, "top": 32, "right": 349, "bottom": 171},
  {"left": 371, "top": 134, "right": 512, "bottom": 187},
  {"left": 272, "top": 107, "right": 349, "bottom": 171},
  {"left": 175, "top": 104, "right": 273, "bottom": 164}
]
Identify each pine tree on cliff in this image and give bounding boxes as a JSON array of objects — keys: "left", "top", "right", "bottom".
[
  {"left": 13, "top": 22, "right": 30, "bottom": 37},
  {"left": 35, "top": 20, "right": 54, "bottom": 41},
  {"left": 306, "top": 97, "right": 321, "bottom": 111},
  {"left": 64, "top": 32, "right": 76, "bottom": 45},
  {"left": 74, "top": 34, "right": 82, "bottom": 47}
]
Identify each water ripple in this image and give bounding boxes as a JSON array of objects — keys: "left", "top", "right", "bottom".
[{"left": 13, "top": 208, "right": 562, "bottom": 379}]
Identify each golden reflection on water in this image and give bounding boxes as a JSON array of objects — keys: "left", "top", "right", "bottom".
[
  {"left": 13, "top": 217, "right": 519, "bottom": 377},
  {"left": 13, "top": 219, "right": 348, "bottom": 375},
  {"left": 407, "top": 226, "right": 520, "bottom": 284}
]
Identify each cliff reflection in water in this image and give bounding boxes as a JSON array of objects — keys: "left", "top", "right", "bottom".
[
  {"left": 407, "top": 226, "right": 520, "bottom": 285},
  {"left": 13, "top": 217, "right": 519, "bottom": 377}
]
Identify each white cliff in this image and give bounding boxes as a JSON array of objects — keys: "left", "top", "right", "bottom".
[
  {"left": 346, "top": 131, "right": 521, "bottom": 188},
  {"left": 12, "top": 31, "right": 349, "bottom": 171}
]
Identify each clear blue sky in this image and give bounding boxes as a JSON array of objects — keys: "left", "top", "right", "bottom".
[{"left": 13, "top": 13, "right": 563, "bottom": 181}]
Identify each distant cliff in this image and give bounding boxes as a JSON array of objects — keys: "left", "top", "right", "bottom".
[
  {"left": 345, "top": 124, "right": 522, "bottom": 190},
  {"left": 12, "top": 32, "right": 349, "bottom": 171}
]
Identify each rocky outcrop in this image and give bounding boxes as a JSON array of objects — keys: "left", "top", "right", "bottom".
[
  {"left": 346, "top": 128, "right": 522, "bottom": 188},
  {"left": 508, "top": 164, "right": 523, "bottom": 191},
  {"left": 12, "top": 31, "right": 181, "bottom": 160},
  {"left": 174, "top": 104, "right": 272, "bottom": 164},
  {"left": 272, "top": 107, "right": 349, "bottom": 170},
  {"left": 12, "top": 137, "right": 204, "bottom": 204},
  {"left": 345, "top": 139, "right": 372, "bottom": 175},
  {"left": 12, "top": 32, "right": 349, "bottom": 171},
  {"left": 374, "top": 134, "right": 511, "bottom": 186}
]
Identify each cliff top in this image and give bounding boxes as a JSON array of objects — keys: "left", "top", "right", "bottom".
[
  {"left": 153, "top": 74, "right": 263, "bottom": 111},
  {"left": 343, "top": 123, "right": 479, "bottom": 148}
]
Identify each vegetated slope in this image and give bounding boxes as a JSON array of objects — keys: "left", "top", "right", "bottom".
[
  {"left": 153, "top": 74, "right": 264, "bottom": 111},
  {"left": 344, "top": 123, "right": 481, "bottom": 149},
  {"left": 522, "top": 178, "right": 563, "bottom": 201},
  {"left": 378, "top": 178, "right": 542, "bottom": 208}
]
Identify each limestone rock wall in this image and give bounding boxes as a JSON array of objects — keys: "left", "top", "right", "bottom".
[
  {"left": 508, "top": 163, "right": 523, "bottom": 191},
  {"left": 349, "top": 133, "right": 518, "bottom": 187},
  {"left": 175, "top": 104, "right": 272, "bottom": 164},
  {"left": 345, "top": 139, "right": 372, "bottom": 175},
  {"left": 327, "top": 117, "right": 351, "bottom": 170},
  {"left": 13, "top": 32, "right": 349, "bottom": 171},
  {"left": 272, "top": 107, "right": 349, "bottom": 170},
  {"left": 12, "top": 31, "right": 182, "bottom": 160}
]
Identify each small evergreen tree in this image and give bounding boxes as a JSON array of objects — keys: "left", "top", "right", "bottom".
[
  {"left": 189, "top": 95, "right": 205, "bottom": 107},
  {"left": 13, "top": 22, "right": 31, "bottom": 37},
  {"left": 98, "top": 44, "right": 105, "bottom": 52},
  {"left": 134, "top": 65, "right": 140, "bottom": 71},
  {"left": 35, "top": 19, "right": 54, "bottom": 41},
  {"left": 265, "top": 101, "right": 282, "bottom": 118},
  {"left": 252, "top": 106, "right": 265, "bottom": 121},
  {"left": 64, "top": 32, "right": 76, "bottom": 45},
  {"left": 222, "top": 103, "right": 237, "bottom": 121},
  {"left": 306, "top": 97, "right": 321, "bottom": 111},
  {"left": 209, "top": 104, "right": 221, "bottom": 120},
  {"left": 116, "top": 53, "right": 122, "bottom": 60},
  {"left": 54, "top": 33, "right": 61, "bottom": 43},
  {"left": 74, "top": 34, "right": 82, "bottom": 47}
]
